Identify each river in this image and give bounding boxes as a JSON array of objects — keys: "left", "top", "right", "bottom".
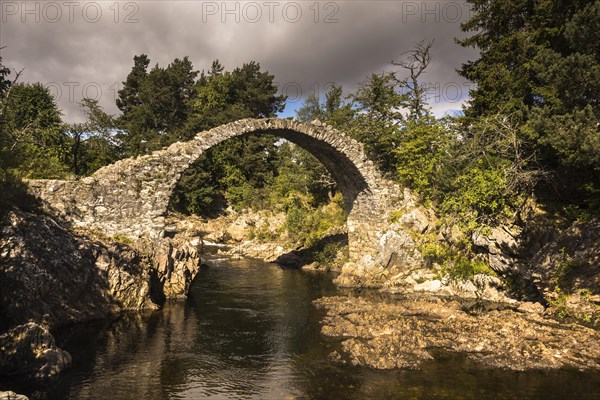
[{"left": 34, "top": 256, "right": 600, "bottom": 399}]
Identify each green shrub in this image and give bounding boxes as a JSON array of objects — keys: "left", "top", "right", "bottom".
[
  {"left": 395, "top": 119, "right": 450, "bottom": 198},
  {"left": 314, "top": 242, "right": 345, "bottom": 265},
  {"left": 250, "top": 221, "right": 278, "bottom": 243},
  {"left": 111, "top": 234, "right": 134, "bottom": 246},
  {"left": 284, "top": 193, "right": 346, "bottom": 247},
  {"left": 440, "top": 160, "right": 513, "bottom": 231},
  {"left": 550, "top": 248, "right": 587, "bottom": 292},
  {"left": 444, "top": 254, "right": 495, "bottom": 281},
  {"left": 418, "top": 234, "right": 495, "bottom": 281}
]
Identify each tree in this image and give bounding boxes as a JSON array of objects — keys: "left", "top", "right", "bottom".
[
  {"left": 0, "top": 55, "right": 42, "bottom": 214},
  {"left": 296, "top": 94, "right": 323, "bottom": 122},
  {"left": 392, "top": 40, "right": 434, "bottom": 121},
  {"left": 185, "top": 61, "right": 285, "bottom": 132},
  {"left": 347, "top": 73, "right": 404, "bottom": 174},
  {"left": 394, "top": 117, "right": 450, "bottom": 199},
  {"left": 68, "top": 98, "right": 119, "bottom": 176},
  {"left": 0, "top": 54, "right": 15, "bottom": 171},
  {"left": 437, "top": 114, "right": 545, "bottom": 228},
  {"left": 1, "top": 82, "right": 69, "bottom": 178},
  {"left": 116, "top": 54, "right": 150, "bottom": 115},
  {"left": 0, "top": 54, "right": 11, "bottom": 99},
  {"left": 208, "top": 59, "right": 224, "bottom": 76},
  {"left": 171, "top": 61, "right": 287, "bottom": 215},
  {"left": 116, "top": 55, "right": 198, "bottom": 155},
  {"left": 352, "top": 72, "right": 404, "bottom": 123},
  {"left": 296, "top": 84, "right": 354, "bottom": 128},
  {"left": 458, "top": 0, "right": 600, "bottom": 209}
]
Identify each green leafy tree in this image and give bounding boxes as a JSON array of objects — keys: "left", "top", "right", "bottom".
[
  {"left": 296, "top": 84, "right": 355, "bottom": 128},
  {"left": 297, "top": 84, "right": 355, "bottom": 127},
  {"left": 171, "top": 61, "right": 286, "bottom": 215},
  {"left": 185, "top": 61, "right": 285, "bottom": 132},
  {"left": 296, "top": 94, "right": 323, "bottom": 122},
  {"left": 1, "top": 83, "right": 69, "bottom": 178},
  {"left": 116, "top": 54, "right": 150, "bottom": 115},
  {"left": 69, "top": 98, "right": 119, "bottom": 176},
  {"left": 347, "top": 73, "right": 405, "bottom": 174},
  {"left": 458, "top": 0, "right": 600, "bottom": 209},
  {"left": 394, "top": 118, "right": 450, "bottom": 199},
  {"left": 116, "top": 55, "right": 198, "bottom": 155}
]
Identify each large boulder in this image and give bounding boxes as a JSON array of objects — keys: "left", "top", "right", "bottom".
[
  {"left": 472, "top": 226, "right": 521, "bottom": 274},
  {"left": 0, "top": 323, "right": 71, "bottom": 382},
  {"left": 149, "top": 236, "right": 202, "bottom": 299},
  {"left": 0, "top": 209, "right": 158, "bottom": 329}
]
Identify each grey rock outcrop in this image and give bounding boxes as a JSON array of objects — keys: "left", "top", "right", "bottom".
[
  {"left": 527, "top": 219, "right": 600, "bottom": 325},
  {"left": 0, "top": 210, "right": 158, "bottom": 329},
  {"left": 529, "top": 220, "right": 600, "bottom": 293},
  {"left": 0, "top": 210, "right": 156, "bottom": 328},
  {"left": 472, "top": 226, "right": 521, "bottom": 274},
  {"left": 148, "top": 236, "right": 202, "bottom": 299},
  {"left": 0, "top": 209, "right": 205, "bottom": 330},
  {"left": 0, "top": 208, "right": 204, "bottom": 386},
  {"left": 0, "top": 323, "right": 71, "bottom": 382}
]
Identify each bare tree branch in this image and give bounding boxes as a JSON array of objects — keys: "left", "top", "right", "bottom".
[{"left": 392, "top": 40, "right": 434, "bottom": 121}]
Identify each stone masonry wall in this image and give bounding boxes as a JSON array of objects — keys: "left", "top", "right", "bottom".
[{"left": 27, "top": 118, "right": 408, "bottom": 278}]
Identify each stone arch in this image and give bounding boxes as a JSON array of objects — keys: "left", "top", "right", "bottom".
[
  {"left": 28, "top": 118, "right": 403, "bottom": 267},
  {"left": 169, "top": 118, "right": 377, "bottom": 213}
]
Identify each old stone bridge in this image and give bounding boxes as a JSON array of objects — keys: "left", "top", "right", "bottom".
[{"left": 29, "top": 118, "right": 410, "bottom": 278}]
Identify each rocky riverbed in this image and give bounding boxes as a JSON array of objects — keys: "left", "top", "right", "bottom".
[
  {"left": 2, "top": 200, "right": 600, "bottom": 398},
  {"left": 314, "top": 295, "right": 600, "bottom": 371},
  {"left": 167, "top": 210, "right": 347, "bottom": 269},
  {"left": 0, "top": 208, "right": 202, "bottom": 388}
]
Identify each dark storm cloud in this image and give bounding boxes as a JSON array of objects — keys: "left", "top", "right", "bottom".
[{"left": 0, "top": 0, "right": 478, "bottom": 122}]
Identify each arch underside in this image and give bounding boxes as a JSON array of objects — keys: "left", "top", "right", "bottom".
[
  {"left": 271, "top": 128, "right": 369, "bottom": 213},
  {"left": 183, "top": 127, "right": 370, "bottom": 214}
]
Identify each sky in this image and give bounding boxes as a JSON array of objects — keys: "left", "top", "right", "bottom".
[{"left": 0, "top": 0, "right": 479, "bottom": 123}]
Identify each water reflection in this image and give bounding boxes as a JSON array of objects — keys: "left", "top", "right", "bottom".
[{"left": 39, "top": 257, "right": 600, "bottom": 400}]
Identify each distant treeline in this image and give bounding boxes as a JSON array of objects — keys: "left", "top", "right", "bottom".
[{"left": 1, "top": 0, "right": 599, "bottom": 232}]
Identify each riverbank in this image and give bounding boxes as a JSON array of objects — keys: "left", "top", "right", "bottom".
[
  {"left": 0, "top": 208, "right": 202, "bottom": 388},
  {"left": 314, "top": 295, "right": 600, "bottom": 371},
  {"left": 2, "top": 202, "right": 599, "bottom": 397},
  {"left": 7, "top": 257, "right": 600, "bottom": 400},
  {"left": 167, "top": 210, "right": 348, "bottom": 271}
]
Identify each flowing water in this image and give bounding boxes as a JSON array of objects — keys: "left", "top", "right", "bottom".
[{"left": 28, "top": 256, "right": 600, "bottom": 399}]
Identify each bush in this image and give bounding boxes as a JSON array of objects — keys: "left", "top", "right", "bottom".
[
  {"left": 418, "top": 235, "right": 495, "bottom": 281},
  {"left": 313, "top": 241, "right": 345, "bottom": 266},
  {"left": 445, "top": 254, "right": 495, "bottom": 281},
  {"left": 395, "top": 119, "right": 450, "bottom": 198},
  {"left": 440, "top": 160, "right": 512, "bottom": 230},
  {"left": 284, "top": 193, "right": 346, "bottom": 247}
]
